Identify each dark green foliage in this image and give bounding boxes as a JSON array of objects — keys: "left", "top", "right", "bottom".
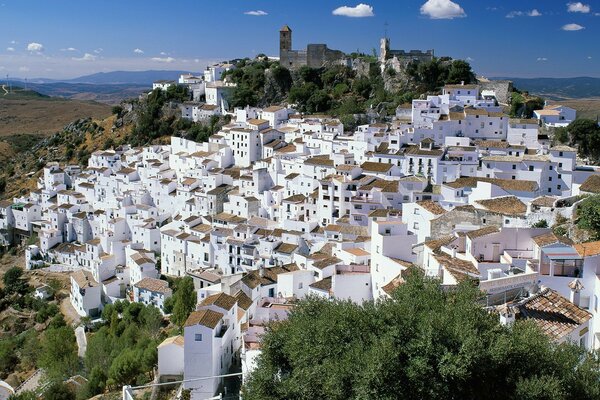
[
  {"left": 8, "top": 391, "right": 37, "bottom": 400},
  {"left": 3, "top": 267, "right": 30, "bottom": 296},
  {"left": 446, "top": 60, "right": 476, "bottom": 84},
  {"left": 510, "top": 92, "right": 545, "bottom": 118},
  {"left": 243, "top": 271, "right": 600, "bottom": 400},
  {"left": 111, "top": 105, "right": 123, "bottom": 117},
  {"left": 564, "top": 119, "right": 600, "bottom": 161},
  {"left": 532, "top": 219, "right": 549, "bottom": 228},
  {"left": 39, "top": 326, "right": 79, "bottom": 381},
  {"left": 577, "top": 195, "right": 600, "bottom": 239},
  {"left": 128, "top": 86, "right": 189, "bottom": 146},
  {"left": 554, "top": 126, "right": 569, "bottom": 144},
  {"left": 85, "top": 301, "right": 164, "bottom": 391},
  {"left": 171, "top": 277, "right": 196, "bottom": 327},
  {"left": 44, "top": 382, "right": 75, "bottom": 400}
]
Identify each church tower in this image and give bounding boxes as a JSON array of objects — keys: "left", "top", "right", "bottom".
[{"left": 280, "top": 25, "right": 292, "bottom": 64}]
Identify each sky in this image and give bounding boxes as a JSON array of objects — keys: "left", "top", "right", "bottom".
[{"left": 0, "top": 0, "right": 598, "bottom": 80}]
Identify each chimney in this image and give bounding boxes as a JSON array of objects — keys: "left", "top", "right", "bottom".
[
  {"left": 568, "top": 279, "right": 584, "bottom": 307},
  {"left": 499, "top": 305, "right": 516, "bottom": 327}
]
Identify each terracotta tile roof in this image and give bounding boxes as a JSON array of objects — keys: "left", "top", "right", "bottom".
[
  {"left": 304, "top": 156, "right": 334, "bottom": 167},
  {"left": 234, "top": 290, "right": 253, "bottom": 311},
  {"left": 313, "top": 256, "right": 342, "bottom": 270},
  {"left": 433, "top": 252, "right": 478, "bottom": 282},
  {"left": 579, "top": 175, "right": 600, "bottom": 194},
  {"left": 404, "top": 145, "right": 444, "bottom": 156},
  {"left": 71, "top": 270, "right": 98, "bottom": 289},
  {"left": 424, "top": 235, "right": 457, "bottom": 251},
  {"left": 309, "top": 277, "right": 332, "bottom": 291},
  {"left": 416, "top": 200, "right": 446, "bottom": 215},
  {"left": 360, "top": 161, "right": 393, "bottom": 173},
  {"left": 184, "top": 309, "right": 223, "bottom": 329},
  {"left": 275, "top": 243, "right": 299, "bottom": 254},
  {"left": 574, "top": 241, "right": 600, "bottom": 257},
  {"left": 381, "top": 273, "right": 405, "bottom": 296},
  {"left": 531, "top": 196, "right": 557, "bottom": 208},
  {"left": 466, "top": 225, "right": 500, "bottom": 239},
  {"left": 200, "top": 292, "right": 237, "bottom": 311},
  {"left": 513, "top": 288, "right": 591, "bottom": 341},
  {"left": 475, "top": 196, "right": 527, "bottom": 216},
  {"left": 532, "top": 232, "right": 573, "bottom": 248},
  {"left": 134, "top": 277, "right": 171, "bottom": 294},
  {"left": 445, "top": 176, "right": 538, "bottom": 192},
  {"left": 158, "top": 335, "right": 184, "bottom": 348}
]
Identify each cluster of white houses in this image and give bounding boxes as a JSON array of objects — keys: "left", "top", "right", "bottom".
[{"left": 2, "top": 82, "right": 598, "bottom": 399}]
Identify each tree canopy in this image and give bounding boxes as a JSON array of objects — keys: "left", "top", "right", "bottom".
[
  {"left": 577, "top": 195, "right": 600, "bottom": 239},
  {"left": 565, "top": 119, "right": 600, "bottom": 162},
  {"left": 243, "top": 270, "right": 600, "bottom": 400}
]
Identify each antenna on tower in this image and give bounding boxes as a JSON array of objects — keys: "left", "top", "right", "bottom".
[{"left": 384, "top": 21, "right": 389, "bottom": 39}]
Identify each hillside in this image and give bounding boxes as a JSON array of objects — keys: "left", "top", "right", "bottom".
[
  {"left": 492, "top": 76, "right": 600, "bottom": 100},
  {"left": 0, "top": 88, "right": 111, "bottom": 136}
]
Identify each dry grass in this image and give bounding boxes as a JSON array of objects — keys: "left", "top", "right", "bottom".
[
  {"left": 0, "top": 96, "right": 111, "bottom": 137},
  {"left": 547, "top": 98, "right": 600, "bottom": 121}
]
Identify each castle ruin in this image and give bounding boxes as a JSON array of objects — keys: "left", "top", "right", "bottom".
[{"left": 279, "top": 25, "right": 349, "bottom": 69}]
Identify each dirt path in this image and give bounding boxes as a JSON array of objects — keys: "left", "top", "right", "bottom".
[
  {"left": 60, "top": 297, "right": 81, "bottom": 326},
  {"left": 1, "top": 85, "right": 7, "bottom": 96}
]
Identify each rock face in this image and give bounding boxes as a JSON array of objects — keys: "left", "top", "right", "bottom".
[
  {"left": 262, "top": 68, "right": 290, "bottom": 107},
  {"left": 381, "top": 59, "right": 417, "bottom": 93}
]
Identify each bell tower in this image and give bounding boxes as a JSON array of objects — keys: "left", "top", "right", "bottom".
[{"left": 279, "top": 25, "right": 292, "bottom": 65}]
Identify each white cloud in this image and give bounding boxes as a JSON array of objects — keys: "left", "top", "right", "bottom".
[
  {"left": 72, "top": 53, "right": 97, "bottom": 61},
  {"left": 6, "top": 47, "right": 14, "bottom": 52},
  {"left": 588, "top": 56, "right": 593, "bottom": 59},
  {"left": 244, "top": 10, "right": 268, "bottom": 16},
  {"left": 562, "top": 23, "right": 585, "bottom": 30},
  {"left": 151, "top": 57, "right": 175, "bottom": 63},
  {"left": 537, "top": 57, "right": 548, "bottom": 61},
  {"left": 19, "top": 66, "right": 30, "bottom": 72},
  {"left": 60, "top": 47, "right": 78, "bottom": 52},
  {"left": 93, "top": 48, "right": 103, "bottom": 54},
  {"left": 466, "top": 57, "right": 474, "bottom": 61},
  {"left": 567, "top": 2, "right": 590, "bottom": 13},
  {"left": 10, "top": 40, "right": 16, "bottom": 44},
  {"left": 160, "top": 51, "right": 167, "bottom": 56},
  {"left": 194, "top": 59, "right": 200, "bottom": 63},
  {"left": 332, "top": 3, "right": 374, "bottom": 18},
  {"left": 27, "top": 42, "right": 44, "bottom": 52},
  {"left": 133, "top": 48, "right": 144, "bottom": 54},
  {"left": 506, "top": 9, "right": 542, "bottom": 18},
  {"left": 420, "top": 0, "right": 465, "bottom": 20}
]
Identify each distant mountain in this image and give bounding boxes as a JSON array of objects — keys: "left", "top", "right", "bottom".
[
  {"left": 26, "top": 70, "right": 201, "bottom": 85},
  {"left": 491, "top": 76, "right": 600, "bottom": 100}
]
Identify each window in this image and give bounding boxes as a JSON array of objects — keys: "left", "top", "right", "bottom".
[
  {"left": 512, "top": 165, "right": 516, "bottom": 170},
  {"left": 298, "top": 282, "right": 303, "bottom": 289},
  {"left": 413, "top": 222, "right": 419, "bottom": 230},
  {"left": 559, "top": 151, "right": 563, "bottom": 157},
  {"left": 195, "top": 334, "right": 203, "bottom": 341},
  {"left": 414, "top": 208, "right": 420, "bottom": 215},
  {"left": 528, "top": 166, "right": 534, "bottom": 171}
]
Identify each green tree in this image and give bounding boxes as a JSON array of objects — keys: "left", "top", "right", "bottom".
[
  {"left": 577, "top": 195, "right": 600, "bottom": 239},
  {"left": 3, "top": 266, "right": 29, "bottom": 296},
  {"left": 39, "top": 326, "right": 79, "bottom": 381},
  {"left": 8, "top": 391, "right": 37, "bottom": 400},
  {"left": 553, "top": 127, "right": 569, "bottom": 144},
  {"left": 85, "top": 366, "right": 107, "bottom": 396},
  {"left": 108, "top": 349, "right": 142, "bottom": 386},
  {"left": 243, "top": 270, "right": 600, "bottom": 400},
  {"left": 566, "top": 119, "right": 600, "bottom": 161},
  {"left": 111, "top": 105, "right": 123, "bottom": 117},
  {"left": 532, "top": 219, "right": 548, "bottom": 228},
  {"left": 171, "top": 277, "right": 196, "bottom": 327},
  {"left": 446, "top": 60, "right": 475, "bottom": 84},
  {"left": 43, "top": 382, "right": 75, "bottom": 400}
]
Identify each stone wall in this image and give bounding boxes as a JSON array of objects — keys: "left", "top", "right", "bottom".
[{"left": 479, "top": 80, "right": 514, "bottom": 106}]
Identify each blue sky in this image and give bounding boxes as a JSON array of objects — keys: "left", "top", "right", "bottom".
[{"left": 0, "top": 0, "right": 598, "bottom": 79}]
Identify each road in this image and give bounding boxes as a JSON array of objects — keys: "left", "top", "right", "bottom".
[
  {"left": 75, "top": 326, "right": 87, "bottom": 358},
  {"left": 1, "top": 85, "right": 7, "bottom": 95}
]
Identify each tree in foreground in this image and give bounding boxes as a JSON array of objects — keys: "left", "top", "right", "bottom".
[{"left": 243, "top": 270, "right": 600, "bottom": 400}]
